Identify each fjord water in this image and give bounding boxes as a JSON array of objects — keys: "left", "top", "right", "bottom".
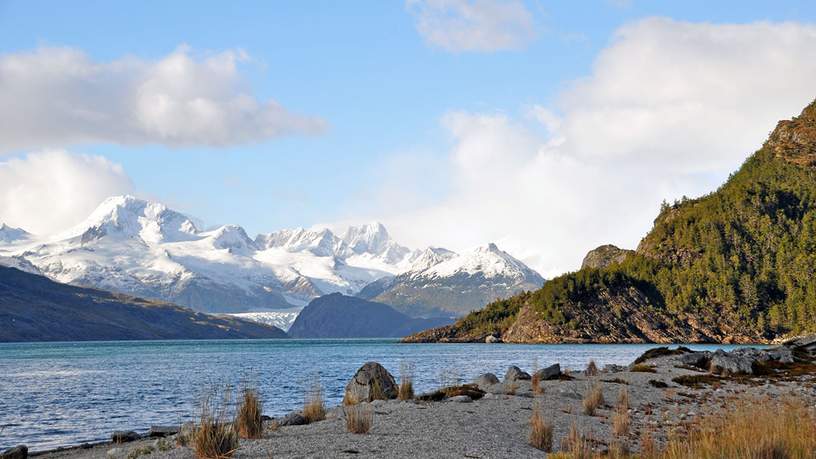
[{"left": 0, "top": 339, "right": 754, "bottom": 452}]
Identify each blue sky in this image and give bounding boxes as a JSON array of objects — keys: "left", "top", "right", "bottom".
[{"left": 1, "top": 1, "right": 816, "bottom": 274}]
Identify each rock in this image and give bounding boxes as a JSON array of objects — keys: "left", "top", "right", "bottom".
[
  {"left": 149, "top": 425, "right": 180, "bottom": 437},
  {"left": 344, "top": 362, "right": 398, "bottom": 403},
  {"left": 679, "top": 352, "right": 711, "bottom": 369},
  {"left": 0, "top": 445, "right": 27, "bottom": 459},
  {"left": 449, "top": 395, "right": 472, "bottom": 403},
  {"left": 504, "top": 366, "right": 531, "bottom": 382},
  {"left": 581, "top": 244, "right": 633, "bottom": 269},
  {"left": 278, "top": 411, "right": 307, "bottom": 426},
  {"left": 603, "top": 364, "right": 626, "bottom": 373},
  {"left": 473, "top": 372, "right": 500, "bottom": 388},
  {"left": 261, "top": 415, "right": 273, "bottom": 421},
  {"left": 111, "top": 431, "right": 140, "bottom": 443},
  {"left": 533, "top": 364, "right": 561, "bottom": 380},
  {"left": 761, "top": 346, "right": 794, "bottom": 364},
  {"left": 485, "top": 335, "right": 501, "bottom": 343},
  {"left": 708, "top": 350, "right": 754, "bottom": 375}
]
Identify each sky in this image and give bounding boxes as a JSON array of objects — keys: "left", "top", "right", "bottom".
[{"left": 1, "top": 0, "right": 816, "bottom": 277}]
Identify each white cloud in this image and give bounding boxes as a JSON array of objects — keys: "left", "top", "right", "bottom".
[
  {"left": 0, "top": 46, "right": 325, "bottom": 152},
  {"left": 0, "top": 150, "right": 133, "bottom": 235},
  {"left": 407, "top": 0, "right": 536, "bottom": 52},
  {"left": 376, "top": 18, "right": 816, "bottom": 276}
]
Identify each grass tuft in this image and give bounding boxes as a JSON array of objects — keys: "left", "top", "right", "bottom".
[
  {"left": 344, "top": 403, "right": 373, "bottom": 434},
  {"left": 585, "top": 360, "right": 599, "bottom": 377},
  {"left": 528, "top": 403, "right": 553, "bottom": 451},
  {"left": 234, "top": 388, "right": 263, "bottom": 439},
  {"left": 193, "top": 393, "right": 239, "bottom": 459},
  {"left": 398, "top": 362, "right": 414, "bottom": 401},
  {"left": 581, "top": 382, "right": 604, "bottom": 416},
  {"left": 303, "top": 381, "right": 326, "bottom": 423}
]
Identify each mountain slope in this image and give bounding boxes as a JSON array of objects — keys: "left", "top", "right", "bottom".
[
  {"left": 363, "top": 243, "right": 544, "bottom": 317},
  {"left": 0, "top": 266, "right": 287, "bottom": 342},
  {"left": 287, "top": 293, "right": 453, "bottom": 338},
  {"left": 406, "top": 98, "right": 816, "bottom": 344}
]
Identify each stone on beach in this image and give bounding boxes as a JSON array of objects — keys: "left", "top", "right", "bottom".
[
  {"left": 0, "top": 445, "right": 27, "bottom": 459},
  {"left": 278, "top": 411, "right": 308, "bottom": 426},
  {"left": 111, "top": 431, "right": 139, "bottom": 444},
  {"left": 504, "top": 366, "right": 531, "bottom": 382},
  {"left": 533, "top": 363, "right": 561, "bottom": 380},
  {"left": 344, "top": 362, "right": 398, "bottom": 403},
  {"left": 473, "top": 372, "right": 500, "bottom": 388},
  {"left": 148, "top": 425, "right": 179, "bottom": 438}
]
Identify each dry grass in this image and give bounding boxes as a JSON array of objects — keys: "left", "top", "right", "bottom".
[
  {"left": 398, "top": 362, "right": 414, "bottom": 401},
  {"left": 193, "top": 394, "right": 239, "bottom": 459},
  {"left": 528, "top": 404, "right": 553, "bottom": 451},
  {"left": 505, "top": 380, "right": 518, "bottom": 395},
  {"left": 303, "top": 380, "right": 326, "bottom": 423},
  {"left": 585, "top": 360, "right": 599, "bottom": 377},
  {"left": 344, "top": 403, "right": 373, "bottom": 434},
  {"left": 640, "top": 428, "right": 657, "bottom": 458},
  {"left": 582, "top": 382, "right": 605, "bottom": 416},
  {"left": 234, "top": 388, "right": 263, "bottom": 439},
  {"left": 656, "top": 397, "right": 816, "bottom": 459},
  {"left": 531, "top": 372, "right": 543, "bottom": 396},
  {"left": 616, "top": 386, "right": 630, "bottom": 411},
  {"left": 560, "top": 421, "right": 593, "bottom": 459},
  {"left": 612, "top": 386, "right": 630, "bottom": 439},
  {"left": 631, "top": 364, "right": 657, "bottom": 373}
]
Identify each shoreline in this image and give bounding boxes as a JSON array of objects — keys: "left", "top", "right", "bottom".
[{"left": 17, "top": 336, "right": 815, "bottom": 458}]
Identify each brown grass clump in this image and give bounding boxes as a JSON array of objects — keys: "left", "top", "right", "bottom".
[
  {"left": 639, "top": 428, "right": 656, "bottom": 458},
  {"left": 585, "top": 360, "right": 599, "bottom": 377},
  {"left": 658, "top": 397, "right": 816, "bottom": 459},
  {"left": 303, "top": 381, "right": 326, "bottom": 423},
  {"left": 612, "top": 407, "right": 630, "bottom": 438},
  {"left": 505, "top": 380, "right": 518, "bottom": 395},
  {"left": 398, "top": 362, "right": 414, "bottom": 401},
  {"left": 616, "top": 386, "right": 629, "bottom": 411},
  {"left": 528, "top": 404, "right": 553, "bottom": 451},
  {"left": 631, "top": 363, "right": 657, "bottom": 373},
  {"left": 582, "top": 382, "right": 604, "bottom": 416},
  {"left": 344, "top": 403, "right": 373, "bottom": 434},
  {"left": 193, "top": 395, "right": 239, "bottom": 459},
  {"left": 531, "top": 372, "right": 543, "bottom": 396},
  {"left": 234, "top": 388, "right": 263, "bottom": 439},
  {"left": 560, "top": 422, "right": 592, "bottom": 459}
]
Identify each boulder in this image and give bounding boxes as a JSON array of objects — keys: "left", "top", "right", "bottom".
[
  {"left": 533, "top": 364, "right": 561, "bottom": 381},
  {"left": 278, "top": 411, "right": 307, "bottom": 426},
  {"left": 679, "top": 352, "right": 711, "bottom": 369},
  {"left": 485, "top": 335, "right": 501, "bottom": 344},
  {"left": 344, "top": 362, "right": 398, "bottom": 403},
  {"left": 148, "top": 425, "right": 180, "bottom": 438},
  {"left": 504, "top": 366, "right": 531, "bottom": 382},
  {"left": 0, "top": 445, "right": 27, "bottom": 459},
  {"left": 111, "top": 431, "right": 140, "bottom": 443},
  {"left": 473, "top": 373, "right": 500, "bottom": 388},
  {"left": 708, "top": 350, "right": 754, "bottom": 376}
]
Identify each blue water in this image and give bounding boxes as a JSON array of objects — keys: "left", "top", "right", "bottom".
[{"left": 0, "top": 339, "right": 758, "bottom": 452}]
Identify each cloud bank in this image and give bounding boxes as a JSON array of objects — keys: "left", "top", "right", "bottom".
[
  {"left": 0, "top": 46, "right": 325, "bottom": 152},
  {"left": 0, "top": 151, "right": 133, "bottom": 235},
  {"left": 377, "top": 18, "right": 816, "bottom": 276},
  {"left": 407, "top": 0, "right": 536, "bottom": 52}
]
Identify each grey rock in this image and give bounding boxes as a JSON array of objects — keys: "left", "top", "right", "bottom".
[
  {"left": 449, "top": 395, "right": 473, "bottom": 403},
  {"left": 504, "top": 366, "right": 531, "bottom": 382},
  {"left": 679, "top": 352, "right": 711, "bottom": 369},
  {"left": 603, "top": 364, "right": 626, "bottom": 373},
  {"left": 279, "top": 411, "right": 307, "bottom": 426},
  {"left": 485, "top": 335, "right": 501, "bottom": 344},
  {"left": 344, "top": 362, "right": 398, "bottom": 403},
  {"left": 709, "top": 350, "right": 754, "bottom": 375},
  {"left": 762, "top": 346, "right": 794, "bottom": 364},
  {"left": 111, "top": 430, "right": 140, "bottom": 443},
  {"left": 533, "top": 364, "right": 561, "bottom": 380},
  {"left": 0, "top": 445, "right": 27, "bottom": 459},
  {"left": 149, "top": 425, "right": 180, "bottom": 437},
  {"left": 473, "top": 372, "right": 500, "bottom": 388}
]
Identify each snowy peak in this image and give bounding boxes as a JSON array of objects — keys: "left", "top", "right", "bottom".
[
  {"left": 343, "top": 222, "right": 410, "bottom": 263},
  {"left": 0, "top": 223, "right": 31, "bottom": 244},
  {"left": 408, "top": 247, "right": 457, "bottom": 272},
  {"left": 256, "top": 227, "right": 345, "bottom": 257},
  {"left": 68, "top": 195, "right": 199, "bottom": 244},
  {"left": 205, "top": 224, "right": 256, "bottom": 252},
  {"left": 420, "top": 243, "right": 543, "bottom": 282}
]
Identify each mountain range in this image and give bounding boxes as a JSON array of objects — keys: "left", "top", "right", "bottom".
[
  {"left": 406, "top": 98, "right": 816, "bottom": 344},
  {"left": 0, "top": 196, "right": 544, "bottom": 322}
]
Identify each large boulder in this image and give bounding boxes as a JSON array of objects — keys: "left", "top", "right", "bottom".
[
  {"left": 708, "top": 350, "right": 754, "bottom": 375},
  {"left": 0, "top": 445, "right": 27, "bottom": 459},
  {"left": 111, "top": 431, "right": 140, "bottom": 444},
  {"left": 473, "top": 373, "right": 500, "bottom": 388},
  {"left": 278, "top": 411, "right": 307, "bottom": 426},
  {"left": 533, "top": 364, "right": 561, "bottom": 381},
  {"left": 504, "top": 366, "right": 531, "bottom": 382},
  {"left": 344, "top": 362, "right": 397, "bottom": 403}
]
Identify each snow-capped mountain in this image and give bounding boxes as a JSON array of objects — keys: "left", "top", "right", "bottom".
[
  {"left": 0, "top": 195, "right": 544, "bottom": 316},
  {"left": 358, "top": 243, "right": 545, "bottom": 317}
]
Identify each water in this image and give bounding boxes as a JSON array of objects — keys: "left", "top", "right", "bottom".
[{"left": 0, "top": 339, "right": 757, "bottom": 452}]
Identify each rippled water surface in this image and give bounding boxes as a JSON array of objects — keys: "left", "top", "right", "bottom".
[{"left": 0, "top": 339, "right": 755, "bottom": 451}]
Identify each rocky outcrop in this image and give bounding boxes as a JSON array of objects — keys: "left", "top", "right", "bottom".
[
  {"left": 581, "top": 244, "right": 633, "bottom": 269},
  {"left": 766, "top": 98, "right": 816, "bottom": 167},
  {"left": 344, "top": 362, "right": 398, "bottom": 403},
  {"left": 504, "top": 366, "right": 531, "bottom": 382}
]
